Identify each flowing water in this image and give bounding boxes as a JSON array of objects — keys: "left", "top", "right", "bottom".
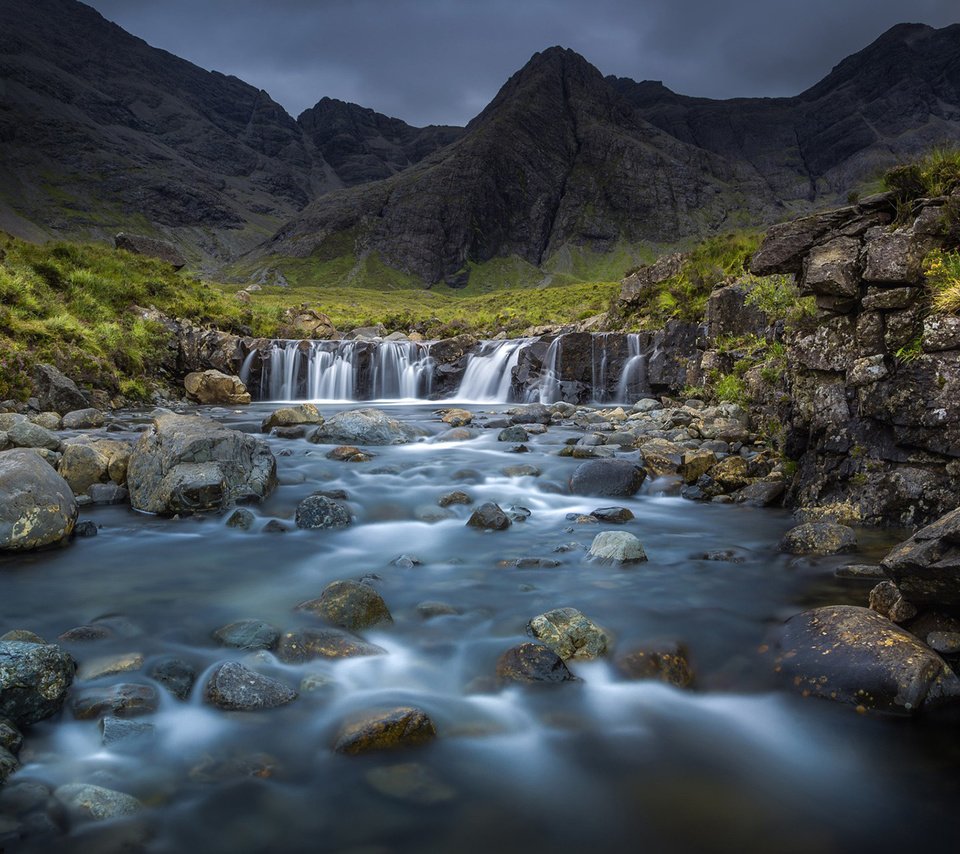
[{"left": 2, "top": 402, "right": 958, "bottom": 853}]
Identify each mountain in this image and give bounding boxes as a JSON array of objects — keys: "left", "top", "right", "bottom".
[
  {"left": 0, "top": 0, "right": 460, "bottom": 261},
  {"left": 2, "top": 2, "right": 959, "bottom": 283},
  {"left": 264, "top": 23, "right": 960, "bottom": 286}
]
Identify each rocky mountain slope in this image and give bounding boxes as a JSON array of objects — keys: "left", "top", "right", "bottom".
[
  {"left": 265, "top": 24, "right": 960, "bottom": 286},
  {"left": 0, "top": 0, "right": 460, "bottom": 261},
  {"left": 1, "top": 1, "right": 959, "bottom": 281}
]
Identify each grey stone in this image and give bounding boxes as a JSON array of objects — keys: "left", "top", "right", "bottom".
[
  {"left": 54, "top": 783, "right": 142, "bottom": 820},
  {"left": 295, "top": 495, "right": 352, "bottom": 529},
  {"left": 588, "top": 530, "right": 647, "bottom": 563},
  {"left": 0, "top": 449, "right": 78, "bottom": 551},
  {"left": 204, "top": 661, "right": 297, "bottom": 711},
  {"left": 61, "top": 408, "right": 105, "bottom": 430},
  {"left": 0, "top": 641, "right": 75, "bottom": 727},
  {"left": 527, "top": 607, "right": 607, "bottom": 660}
]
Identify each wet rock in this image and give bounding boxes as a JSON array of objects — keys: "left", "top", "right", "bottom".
[
  {"left": 296, "top": 580, "right": 393, "bottom": 631},
  {"left": 391, "top": 554, "right": 422, "bottom": 568},
  {"left": 867, "top": 581, "right": 918, "bottom": 623},
  {"left": 0, "top": 718, "right": 23, "bottom": 754},
  {"left": 54, "top": 783, "right": 141, "bottom": 820},
  {"left": 0, "top": 747, "right": 17, "bottom": 784},
  {"left": 366, "top": 762, "right": 456, "bottom": 804},
  {"left": 506, "top": 557, "right": 562, "bottom": 568},
  {"left": 213, "top": 619, "right": 280, "bottom": 650},
  {"left": 880, "top": 507, "right": 960, "bottom": 606},
  {"left": 527, "top": 608, "right": 607, "bottom": 660},
  {"left": 204, "top": 661, "right": 297, "bottom": 711},
  {"left": 498, "top": 426, "right": 529, "bottom": 443},
  {"left": 615, "top": 642, "right": 694, "bottom": 687},
  {"left": 569, "top": 459, "right": 646, "bottom": 497},
  {"left": 126, "top": 412, "right": 277, "bottom": 515},
  {"left": 71, "top": 683, "right": 159, "bottom": 719},
  {"left": 77, "top": 652, "right": 144, "bottom": 681},
  {"left": 733, "top": 480, "right": 785, "bottom": 507},
  {"left": 0, "top": 449, "right": 78, "bottom": 551},
  {"left": 74, "top": 520, "right": 98, "bottom": 537},
  {"left": 590, "top": 506, "right": 634, "bottom": 523},
  {"left": 506, "top": 505, "right": 531, "bottom": 522},
  {"left": 184, "top": 369, "right": 251, "bottom": 405},
  {"left": 58, "top": 624, "right": 113, "bottom": 642},
  {"left": 588, "top": 531, "right": 647, "bottom": 563},
  {"left": 309, "top": 408, "right": 425, "bottom": 446},
  {"left": 273, "top": 426, "right": 307, "bottom": 440},
  {"left": 57, "top": 438, "right": 130, "bottom": 496},
  {"left": 100, "top": 717, "right": 155, "bottom": 746},
  {"left": 705, "top": 456, "right": 750, "bottom": 492},
  {"left": 439, "top": 408, "right": 472, "bottom": 427},
  {"left": 8, "top": 420, "right": 61, "bottom": 451},
  {"left": 276, "top": 628, "right": 387, "bottom": 663},
  {"left": 416, "top": 601, "right": 461, "bottom": 619},
  {"left": 87, "top": 483, "right": 128, "bottom": 505},
  {"left": 226, "top": 508, "right": 255, "bottom": 530},
  {"left": 261, "top": 403, "right": 323, "bottom": 432},
  {"left": 507, "top": 404, "right": 552, "bottom": 425},
  {"left": 926, "top": 631, "right": 960, "bottom": 655},
  {"left": 149, "top": 657, "right": 196, "bottom": 701},
  {"left": 295, "top": 495, "right": 352, "bottom": 529},
  {"left": 333, "top": 706, "right": 437, "bottom": 755},
  {"left": 496, "top": 642, "right": 578, "bottom": 685},
  {"left": 263, "top": 519, "right": 288, "bottom": 533},
  {"left": 466, "top": 502, "right": 511, "bottom": 531},
  {"left": 0, "top": 640, "right": 75, "bottom": 726},
  {"left": 438, "top": 490, "right": 472, "bottom": 507},
  {"left": 775, "top": 605, "right": 960, "bottom": 714},
  {"left": 779, "top": 522, "right": 857, "bottom": 555},
  {"left": 61, "top": 408, "right": 105, "bottom": 431},
  {"left": 0, "top": 630, "right": 46, "bottom": 644},
  {"left": 326, "top": 445, "right": 373, "bottom": 462},
  {"left": 502, "top": 464, "right": 540, "bottom": 478},
  {"left": 835, "top": 564, "right": 886, "bottom": 580}
]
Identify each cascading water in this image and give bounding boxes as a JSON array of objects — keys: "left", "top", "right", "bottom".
[
  {"left": 538, "top": 335, "right": 563, "bottom": 404},
  {"left": 616, "top": 333, "right": 649, "bottom": 402},
  {"left": 456, "top": 339, "right": 532, "bottom": 402}
]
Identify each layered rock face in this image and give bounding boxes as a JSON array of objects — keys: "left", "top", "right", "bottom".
[{"left": 752, "top": 191, "right": 960, "bottom": 527}]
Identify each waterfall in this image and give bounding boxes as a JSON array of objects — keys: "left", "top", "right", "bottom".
[
  {"left": 457, "top": 339, "right": 531, "bottom": 402},
  {"left": 592, "top": 333, "right": 611, "bottom": 404},
  {"left": 615, "top": 334, "right": 649, "bottom": 402},
  {"left": 371, "top": 340, "right": 434, "bottom": 399},
  {"left": 538, "top": 336, "right": 563, "bottom": 405}
]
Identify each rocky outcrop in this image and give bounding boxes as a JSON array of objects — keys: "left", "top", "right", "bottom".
[
  {"left": 114, "top": 233, "right": 186, "bottom": 269},
  {"left": 126, "top": 411, "right": 277, "bottom": 514},
  {"left": 0, "top": 449, "right": 77, "bottom": 551},
  {"left": 881, "top": 507, "right": 960, "bottom": 606},
  {"left": 752, "top": 191, "right": 960, "bottom": 526}
]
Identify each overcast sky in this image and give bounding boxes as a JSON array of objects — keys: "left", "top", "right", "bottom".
[{"left": 84, "top": 0, "right": 957, "bottom": 126}]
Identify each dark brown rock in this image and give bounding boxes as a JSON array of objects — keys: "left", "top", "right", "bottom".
[
  {"left": 495, "top": 642, "right": 578, "bottom": 685},
  {"left": 275, "top": 628, "right": 387, "bottom": 663},
  {"left": 615, "top": 642, "right": 694, "bottom": 687},
  {"left": 333, "top": 706, "right": 437, "bottom": 755},
  {"left": 296, "top": 580, "right": 393, "bottom": 631}
]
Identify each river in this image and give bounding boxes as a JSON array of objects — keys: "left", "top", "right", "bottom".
[{"left": 1, "top": 401, "right": 958, "bottom": 853}]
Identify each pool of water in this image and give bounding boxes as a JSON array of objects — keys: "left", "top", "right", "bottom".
[{"left": 2, "top": 402, "right": 957, "bottom": 853}]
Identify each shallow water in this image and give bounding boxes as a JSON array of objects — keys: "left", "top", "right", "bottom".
[{"left": 2, "top": 402, "right": 958, "bottom": 853}]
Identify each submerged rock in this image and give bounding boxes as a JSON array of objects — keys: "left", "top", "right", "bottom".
[
  {"left": 569, "top": 459, "right": 646, "bottom": 497},
  {"left": 588, "top": 531, "right": 647, "bottom": 563},
  {"left": 365, "top": 762, "right": 456, "bottom": 804},
  {"left": 0, "top": 449, "right": 78, "bottom": 551},
  {"left": 296, "top": 580, "right": 393, "bottom": 631},
  {"left": 438, "top": 490, "right": 472, "bottom": 507},
  {"left": 54, "top": 783, "right": 141, "bottom": 820},
  {"left": 495, "top": 642, "right": 578, "bottom": 685},
  {"left": 309, "top": 408, "right": 426, "bottom": 446},
  {"left": 100, "top": 717, "right": 155, "bottom": 746},
  {"left": 0, "top": 640, "right": 75, "bottom": 726},
  {"left": 149, "top": 657, "right": 197, "bottom": 701},
  {"left": 615, "top": 642, "right": 694, "bottom": 687},
  {"left": 213, "top": 619, "right": 280, "bottom": 650},
  {"left": 779, "top": 522, "right": 857, "bottom": 555},
  {"left": 333, "top": 706, "right": 437, "bottom": 755},
  {"left": 204, "top": 661, "right": 297, "bottom": 711},
  {"left": 126, "top": 412, "right": 277, "bottom": 514},
  {"left": 775, "top": 605, "right": 960, "bottom": 714},
  {"left": 71, "top": 683, "right": 159, "bottom": 719},
  {"left": 527, "top": 607, "right": 607, "bottom": 660},
  {"left": 276, "top": 628, "right": 387, "bottom": 663}
]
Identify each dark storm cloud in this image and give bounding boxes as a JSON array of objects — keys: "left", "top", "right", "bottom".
[{"left": 84, "top": 0, "right": 958, "bottom": 126}]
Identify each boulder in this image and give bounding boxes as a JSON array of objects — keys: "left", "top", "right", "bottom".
[
  {"left": 881, "top": 507, "right": 960, "bottom": 605},
  {"left": 115, "top": 232, "right": 185, "bottom": 269},
  {"left": 61, "top": 408, "right": 105, "bottom": 430},
  {"left": 204, "top": 661, "right": 297, "bottom": 711},
  {"left": 309, "top": 408, "right": 426, "bottom": 446},
  {"left": 775, "top": 605, "right": 960, "bottom": 714},
  {"left": 527, "top": 608, "right": 607, "bottom": 660},
  {"left": 296, "top": 580, "right": 392, "bottom": 631},
  {"left": 30, "top": 363, "right": 88, "bottom": 414},
  {"left": 261, "top": 403, "right": 323, "bottom": 432},
  {"left": 0, "top": 449, "right": 78, "bottom": 551},
  {"left": 570, "top": 459, "right": 646, "bottom": 496},
  {"left": 184, "top": 370, "right": 251, "bottom": 405},
  {"left": 295, "top": 495, "right": 352, "bottom": 529},
  {"left": 466, "top": 502, "right": 511, "bottom": 531},
  {"left": 0, "top": 640, "right": 75, "bottom": 726},
  {"left": 126, "top": 412, "right": 277, "bottom": 514},
  {"left": 588, "top": 531, "right": 647, "bottom": 563},
  {"left": 57, "top": 439, "right": 130, "bottom": 496},
  {"left": 7, "top": 421, "right": 60, "bottom": 451},
  {"left": 333, "top": 706, "right": 437, "bottom": 755},
  {"left": 779, "top": 522, "right": 857, "bottom": 555},
  {"left": 496, "top": 642, "right": 578, "bottom": 685}
]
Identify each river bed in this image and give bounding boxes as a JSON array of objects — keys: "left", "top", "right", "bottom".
[{"left": 1, "top": 401, "right": 958, "bottom": 853}]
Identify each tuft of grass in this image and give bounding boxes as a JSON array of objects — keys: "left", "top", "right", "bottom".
[
  {"left": 924, "top": 248, "right": 960, "bottom": 314},
  {"left": 884, "top": 147, "right": 960, "bottom": 223}
]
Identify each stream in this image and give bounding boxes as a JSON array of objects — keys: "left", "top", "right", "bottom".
[{"left": 2, "top": 401, "right": 958, "bottom": 853}]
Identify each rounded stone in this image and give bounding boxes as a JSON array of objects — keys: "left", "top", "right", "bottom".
[
  {"left": 779, "top": 522, "right": 857, "bottom": 555},
  {"left": 569, "top": 459, "right": 647, "bottom": 497},
  {"left": 466, "top": 502, "right": 511, "bottom": 531},
  {"left": 527, "top": 607, "right": 608, "bottom": 660},
  {"left": 295, "top": 495, "right": 352, "bottom": 529},
  {"left": 213, "top": 619, "right": 281, "bottom": 650},
  {"left": 495, "top": 642, "right": 578, "bottom": 685},
  {"left": 204, "top": 661, "right": 298, "bottom": 711},
  {"left": 0, "top": 641, "right": 75, "bottom": 727},
  {"left": 276, "top": 628, "right": 387, "bottom": 663},
  {"left": 588, "top": 531, "right": 647, "bottom": 563},
  {"left": 54, "top": 784, "right": 141, "bottom": 821},
  {"left": 615, "top": 642, "right": 694, "bottom": 687},
  {"left": 0, "top": 449, "right": 78, "bottom": 551},
  {"left": 296, "top": 580, "right": 393, "bottom": 631},
  {"left": 333, "top": 706, "right": 437, "bottom": 755}
]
